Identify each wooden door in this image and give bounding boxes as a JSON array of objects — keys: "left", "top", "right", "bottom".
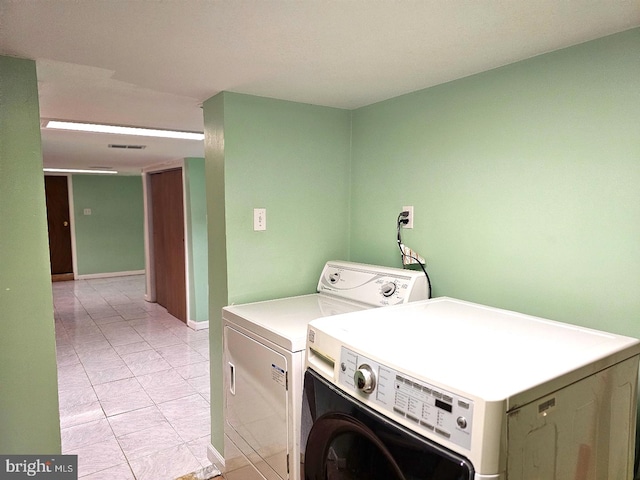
[
  {"left": 150, "top": 169, "right": 187, "bottom": 322},
  {"left": 44, "top": 176, "right": 73, "bottom": 280}
]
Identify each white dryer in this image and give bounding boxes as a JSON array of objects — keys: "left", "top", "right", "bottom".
[{"left": 221, "top": 261, "right": 429, "bottom": 480}]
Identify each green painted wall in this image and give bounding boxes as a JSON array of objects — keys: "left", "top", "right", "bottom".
[
  {"left": 204, "top": 28, "right": 640, "bottom": 462},
  {"left": 72, "top": 175, "right": 145, "bottom": 276},
  {"left": 350, "top": 28, "right": 640, "bottom": 337},
  {"left": 184, "top": 158, "right": 209, "bottom": 322},
  {"left": 203, "top": 92, "right": 352, "bottom": 453},
  {"left": 223, "top": 93, "right": 352, "bottom": 304},
  {"left": 0, "top": 56, "right": 61, "bottom": 454},
  {"left": 203, "top": 92, "right": 227, "bottom": 454}
]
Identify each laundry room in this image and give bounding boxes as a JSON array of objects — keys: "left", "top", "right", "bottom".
[
  {"left": 2, "top": 5, "right": 639, "bottom": 479},
  {"left": 205, "top": 27, "right": 640, "bottom": 467}
]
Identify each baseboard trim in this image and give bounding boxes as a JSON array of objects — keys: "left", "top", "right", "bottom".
[
  {"left": 188, "top": 319, "right": 209, "bottom": 331},
  {"left": 76, "top": 270, "right": 145, "bottom": 280},
  {"left": 207, "top": 443, "right": 225, "bottom": 471}
]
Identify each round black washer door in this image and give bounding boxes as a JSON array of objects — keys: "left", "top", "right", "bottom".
[{"left": 304, "top": 412, "right": 407, "bottom": 480}]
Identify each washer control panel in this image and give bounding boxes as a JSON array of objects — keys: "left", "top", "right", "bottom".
[{"left": 339, "top": 347, "right": 474, "bottom": 450}]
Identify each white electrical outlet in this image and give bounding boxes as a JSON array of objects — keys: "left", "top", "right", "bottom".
[
  {"left": 402, "top": 205, "right": 414, "bottom": 229},
  {"left": 254, "top": 208, "right": 266, "bottom": 231}
]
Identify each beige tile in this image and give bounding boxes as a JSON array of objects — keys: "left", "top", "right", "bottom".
[
  {"left": 144, "top": 333, "right": 184, "bottom": 349},
  {"left": 157, "top": 394, "right": 210, "bottom": 423},
  {"left": 66, "top": 437, "right": 127, "bottom": 477},
  {"left": 93, "top": 377, "right": 143, "bottom": 400},
  {"left": 57, "top": 363, "right": 92, "bottom": 390},
  {"left": 108, "top": 405, "right": 166, "bottom": 437},
  {"left": 56, "top": 351, "right": 81, "bottom": 367},
  {"left": 100, "top": 390, "right": 154, "bottom": 417},
  {"left": 86, "top": 364, "right": 134, "bottom": 386},
  {"left": 59, "top": 400, "right": 105, "bottom": 429},
  {"left": 61, "top": 418, "right": 114, "bottom": 451},
  {"left": 128, "top": 357, "right": 173, "bottom": 376},
  {"left": 170, "top": 410, "right": 211, "bottom": 442},
  {"left": 120, "top": 349, "right": 162, "bottom": 366},
  {"left": 186, "top": 435, "right": 214, "bottom": 468},
  {"left": 92, "top": 314, "right": 126, "bottom": 326},
  {"left": 58, "top": 385, "right": 98, "bottom": 410},
  {"left": 129, "top": 443, "right": 201, "bottom": 480},
  {"left": 117, "top": 421, "right": 183, "bottom": 460},
  {"left": 175, "top": 361, "right": 209, "bottom": 381},
  {"left": 113, "top": 341, "right": 153, "bottom": 356},
  {"left": 80, "top": 462, "right": 135, "bottom": 480}
]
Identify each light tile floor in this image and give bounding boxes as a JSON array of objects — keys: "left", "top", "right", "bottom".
[{"left": 53, "top": 275, "right": 220, "bottom": 480}]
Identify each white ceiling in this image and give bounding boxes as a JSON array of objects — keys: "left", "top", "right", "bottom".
[{"left": 1, "top": 1, "right": 638, "bottom": 173}]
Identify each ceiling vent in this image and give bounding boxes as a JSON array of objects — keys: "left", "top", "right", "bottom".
[{"left": 108, "top": 144, "right": 146, "bottom": 150}]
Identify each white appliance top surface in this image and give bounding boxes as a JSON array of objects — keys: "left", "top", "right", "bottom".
[
  {"left": 309, "top": 297, "right": 640, "bottom": 401},
  {"left": 223, "top": 293, "right": 366, "bottom": 352},
  {"left": 223, "top": 260, "right": 428, "bottom": 352}
]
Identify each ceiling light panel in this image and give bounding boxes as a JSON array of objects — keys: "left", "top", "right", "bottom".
[
  {"left": 45, "top": 120, "right": 204, "bottom": 141},
  {"left": 43, "top": 168, "right": 118, "bottom": 175}
]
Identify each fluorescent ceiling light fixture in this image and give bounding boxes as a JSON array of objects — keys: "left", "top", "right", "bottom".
[
  {"left": 44, "top": 168, "right": 118, "bottom": 175},
  {"left": 45, "top": 120, "right": 205, "bottom": 141}
]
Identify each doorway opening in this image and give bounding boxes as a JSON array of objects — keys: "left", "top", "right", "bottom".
[{"left": 45, "top": 175, "right": 75, "bottom": 282}]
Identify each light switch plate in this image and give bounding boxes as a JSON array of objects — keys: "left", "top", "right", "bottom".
[{"left": 254, "top": 208, "right": 266, "bottom": 231}]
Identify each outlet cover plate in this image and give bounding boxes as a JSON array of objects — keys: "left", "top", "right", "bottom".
[{"left": 402, "top": 205, "right": 414, "bottom": 229}]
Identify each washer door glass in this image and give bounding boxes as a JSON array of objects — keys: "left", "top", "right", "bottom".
[
  {"left": 305, "top": 412, "right": 407, "bottom": 479},
  {"left": 302, "top": 370, "right": 473, "bottom": 480}
]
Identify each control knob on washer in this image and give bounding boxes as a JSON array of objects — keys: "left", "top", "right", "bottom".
[
  {"left": 457, "top": 416, "right": 468, "bottom": 429},
  {"left": 354, "top": 364, "right": 376, "bottom": 394},
  {"left": 381, "top": 282, "right": 396, "bottom": 297}
]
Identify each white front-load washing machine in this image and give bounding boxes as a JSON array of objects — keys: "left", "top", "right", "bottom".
[
  {"left": 221, "top": 261, "right": 430, "bottom": 480},
  {"left": 301, "top": 297, "right": 640, "bottom": 480}
]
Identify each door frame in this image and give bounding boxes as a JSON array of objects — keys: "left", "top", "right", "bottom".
[
  {"left": 142, "top": 159, "right": 193, "bottom": 326},
  {"left": 45, "top": 173, "right": 78, "bottom": 279}
]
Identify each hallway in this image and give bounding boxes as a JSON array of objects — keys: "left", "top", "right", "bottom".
[{"left": 53, "top": 275, "right": 219, "bottom": 479}]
